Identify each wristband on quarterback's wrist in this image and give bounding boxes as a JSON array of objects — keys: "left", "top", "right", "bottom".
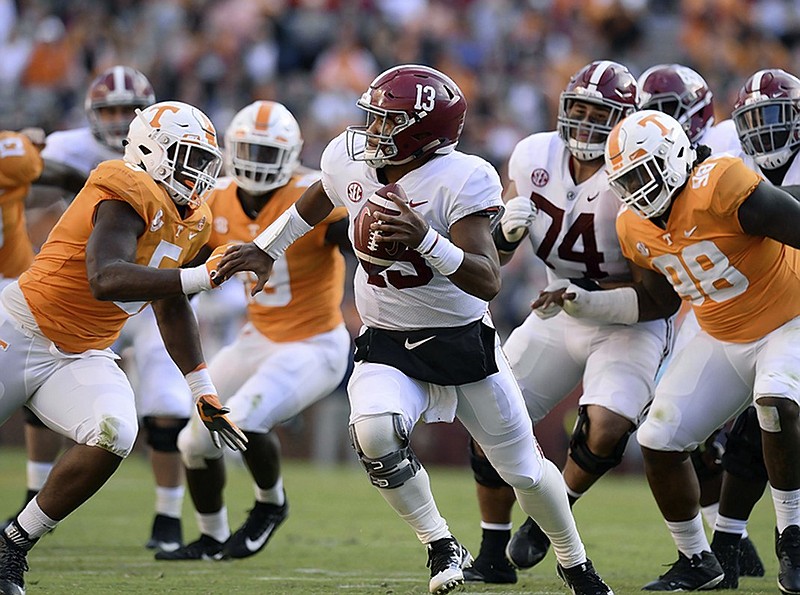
[
  {"left": 253, "top": 204, "right": 313, "bottom": 259},
  {"left": 414, "top": 226, "right": 465, "bottom": 276},
  {"left": 185, "top": 364, "right": 216, "bottom": 400}
]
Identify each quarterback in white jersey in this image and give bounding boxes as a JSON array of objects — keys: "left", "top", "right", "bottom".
[
  {"left": 214, "top": 64, "right": 614, "bottom": 595},
  {"left": 464, "top": 61, "right": 674, "bottom": 584}
]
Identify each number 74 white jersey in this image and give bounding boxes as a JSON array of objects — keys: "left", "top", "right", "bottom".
[{"left": 508, "top": 131, "right": 630, "bottom": 283}]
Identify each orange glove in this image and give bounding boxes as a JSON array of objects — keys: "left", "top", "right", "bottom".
[{"left": 196, "top": 394, "right": 248, "bottom": 451}]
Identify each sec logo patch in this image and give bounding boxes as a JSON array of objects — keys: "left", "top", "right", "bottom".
[{"left": 531, "top": 168, "right": 549, "bottom": 187}]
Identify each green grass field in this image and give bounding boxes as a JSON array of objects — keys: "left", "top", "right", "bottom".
[{"left": 0, "top": 447, "right": 782, "bottom": 594}]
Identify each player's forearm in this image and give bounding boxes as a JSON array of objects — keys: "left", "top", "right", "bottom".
[
  {"left": 152, "top": 296, "right": 206, "bottom": 375},
  {"left": 88, "top": 261, "right": 186, "bottom": 302},
  {"left": 449, "top": 253, "right": 501, "bottom": 301}
]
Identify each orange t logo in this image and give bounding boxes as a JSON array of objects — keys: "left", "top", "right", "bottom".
[
  {"left": 148, "top": 105, "right": 181, "bottom": 129},
  {"left": 0, "top": 338, "right": 9, "bottom": 351},
  {"left": 637, "top": 113, "right": 670, "bottom": 136}
]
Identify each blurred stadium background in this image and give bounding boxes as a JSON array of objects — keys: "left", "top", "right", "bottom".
[{"left": 1, "top": 0, "right": 799, "bottom": 470}]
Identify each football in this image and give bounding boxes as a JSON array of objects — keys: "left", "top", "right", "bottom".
[{"left": 353, "top": 183, "right": 408, "bottom": 276}]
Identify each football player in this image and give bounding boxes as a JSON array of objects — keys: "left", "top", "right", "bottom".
[
  {"left": 0, "top": 101, "right": 245, "bottom": 595},
  {"left": 551, "top": 108, "right": 800, "bottom": 593},
  {"left": 2, "top": 66, "right": 198, "bottom": 554},
  {"left": 156, "top": 100, "right": 351, "bottom": 561},
  {"left": 638, "top": 63, "right": 767, "bottom": 588},
  {"left": 463, "top": 60, "right": 676, "bottom": 584},
  {"left": 0, "top": 131, "right": 44, "bottom": 287},
  {"left": 213, "top": 64, "right": 614, "bottom": 595}
]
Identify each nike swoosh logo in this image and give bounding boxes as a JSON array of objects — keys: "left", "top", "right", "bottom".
[
  {"left": 408, "top": 200, "right": 428, "bottom": 208},
  {"left": 189, "top": 231, "right": 199, "bottom": 239},
  {"left": 404, "top": 336, "right": 436, "bottom": 350},
  {"left": 586, "top": 193, "right": 599, "bottom": 202},
  {"left": 684, "top": 225, "right": 698, "bottom": 237},
  {"left": 244, "top": 526, "right": 275, "bottom": 552}
]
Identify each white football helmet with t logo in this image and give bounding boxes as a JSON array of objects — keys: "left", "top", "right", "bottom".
[
  {"left": 124, "top": 101, "right": 223, "bottom": 208},
  {"left": 224, "top": 100, "right": 302, "bottom": 194},
  {"left": 605, "top": 110, "right": 695, "bottom": 219}
]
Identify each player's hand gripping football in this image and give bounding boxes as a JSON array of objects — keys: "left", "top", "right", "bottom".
[
  {"left": 370, "top": 190, "right": 429, "bottom": 249},
  {"left": 215, "top": 243, "right": 274, "bottom": 296},
  {"left": 196, "top": 394, "right": 249, "bottom": 451}
]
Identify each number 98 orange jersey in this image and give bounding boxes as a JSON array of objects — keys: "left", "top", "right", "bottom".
[
  {"left": 616, "top": 155, "right": 800, "bottom": 343},
  {"left": 19, "top": 159, "right": 211, "bottom": 352}
]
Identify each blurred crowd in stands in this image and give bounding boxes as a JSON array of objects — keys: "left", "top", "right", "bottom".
[{"left": 3, "top": 0, "right": 800, "bottom": 333}]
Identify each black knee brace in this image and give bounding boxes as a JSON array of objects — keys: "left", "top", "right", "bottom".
[
  {"left": 690, "top": 428, "right": 724, "bottom": 482},
  {"left": 23, "top": 407, "right": 47, "bottom": 428},
  {"left": 568, "top": 406, "right": 633, "bottom": 475},
  {"left": 722, "top": 407, "right": 768, "bottom": 483},
  {"left": 468, "top": 438, "right": 510, "bottom": 488},
  {"left": 349, "top": 416, "right": 421, "bottom": 489},
  {"left": 142, "top": 416, "right": 189, "bottom": 453}
]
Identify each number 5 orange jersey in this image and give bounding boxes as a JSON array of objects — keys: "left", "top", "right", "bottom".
[
  {"left": 19, "top": 159, "right": 211, "bottom": 352},
  {"left": 616, "top": 155, "right": 800, "bottom": 343},
  {"left": 0, "top": 131, "right": 44, "bottom": 278}
]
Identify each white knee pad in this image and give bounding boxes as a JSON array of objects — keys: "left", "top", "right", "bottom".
[
  {"left": 177, "top": 418, "right": 224, "bottom": 469},
  {"left": 86, "top": 414, "right": 139, "bottom": 458}
]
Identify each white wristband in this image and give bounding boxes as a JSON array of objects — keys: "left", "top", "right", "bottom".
[
  {"left": 562, "top": 285, "right": 639, "bottom": 325},
  {"left": 180, "top": 265, "right": 212, "bottom": 295},
  {"left": 253, "top": 204, "right": 313, "bottom": 260},
  {"left": 185, "top": 366, "right": 215, "bottom": 400},
  {"left": 415, "top": 226, "right": 465, "bottom": 276}
]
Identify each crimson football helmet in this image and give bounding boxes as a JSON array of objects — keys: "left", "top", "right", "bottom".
[
  {"left": 346, "top": 64, "right": 467, "bottom": 168},
  {"left": 224, "top": 100, "right": 303, "bottom": 193},
  {"left": 124, "top": 101, "right": 223, "bottom": 208},
  {"left": 638, "top": 64, "right": 714, "bottom": 146},
  {"left": 605, "top": 110, "right": 695, "bottom": 219},
  {"left": 85, "top": 65, "right": 155, "bottom": 151},
  {"left": 558, "top": 60, "right": 639, "bottom": 161},
  {"left": 733, "top": 68, "right": 800, "bottom": 169}
]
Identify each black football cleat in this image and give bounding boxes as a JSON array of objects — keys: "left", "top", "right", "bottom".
[
  {"left": 222, "top": 501, "right": 288, "bottom": 559},
  {"left": 642, "top": 551, "right": 723, "bottom": 591}
]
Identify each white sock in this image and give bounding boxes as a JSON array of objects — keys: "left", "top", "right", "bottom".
[
  {"left": 17, "top": 496, "right": 58, "bottom": 540},
  {"left": 254, "top": 477, "right": 285, "bottom": 506},
  {"left": 666, "top": 514, "right": 709, "bottom": 557},
  {"left": 772, "top": 486, "right": 800, "bottom": 533},
  {"left": 714, "top": 514, "right": 747, "bottom": 537},
  {"left": 155, "top": 486, "right": 184, "bottom": 518},
  {"left": 195, "top": 507, "right": 230, "bottom": 543},
  {"left": 516, "top": 458, "right": 586, "bottom": 569},
  {"left": 26, "top": 461, "right": 53, "bottom": 492},
  {"left": 480, "top": 521, "right": 513, "bottom": 531},
  {"left": 374, "top": 466, "right": 450, "bottom": 544},
  {"left": 700, "top": 502, "right": 719, "bottom": 531}
]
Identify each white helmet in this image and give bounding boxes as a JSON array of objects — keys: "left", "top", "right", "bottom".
[
  {"left": 224, "top": 100, "right": 302, "bottom": 193},
  {"left": 605, "top": 110, "right": 696, "bottom": 219},
  {"left": 124, "top": 101, "right": 223, "bottom": 208}
]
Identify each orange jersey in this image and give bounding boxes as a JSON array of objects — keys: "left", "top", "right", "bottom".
[
  {"left": 0, "top": 132, "right": 43, "bottom": 277},
  {"left": 207, "top": 173, "right": 346, "bottom": 342},
  {"left": 19, "top": 159, "right": 211, "bottom": 352},
  {"left": 617, "top": 156, "right": 800, "bottom": 343}
]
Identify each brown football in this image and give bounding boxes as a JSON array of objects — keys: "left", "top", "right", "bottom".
[{"left": 353, "top": 183, "right": 408, "bottom": 276}]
